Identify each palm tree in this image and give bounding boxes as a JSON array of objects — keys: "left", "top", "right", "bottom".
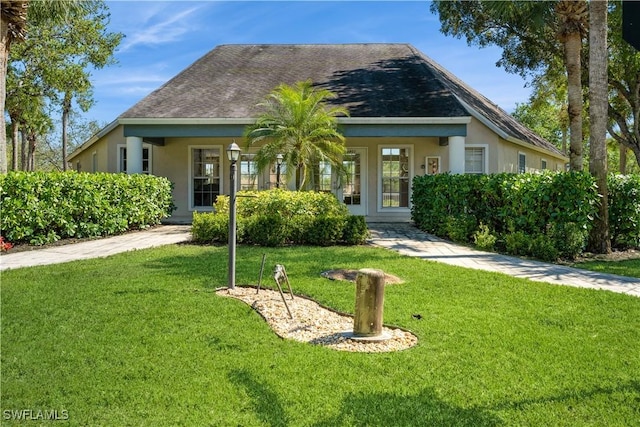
[
  {"left": 0, "top": 0, "right": 88, "bottom": 173},
  {"left": 245, "top": 80, "right": 349, "bottom": 191},
  {"left": 555, "top": 0, "right": 589, "bottom": 171},
  {"left": 587, "top": 0, "right": 611, "bottom": 253}
]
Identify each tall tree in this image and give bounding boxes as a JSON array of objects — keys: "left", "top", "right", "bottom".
[
  {"left": 5, "top": 0, "right": 120, "bottom": 171},
  {"left": 607, "top": 1, "right": 640, "bottom": 169},
  {"left": 431, "top": 0, "right": 589, "bottom": 170},
  {"left": 245, "top": 80, "right": 349, "bottom": 191},
  {"left": 45, "top": 1, "right": 121, "bottom": 170},
  {"left": 587, "top": 0, "right": 611, "bottom": 254},
  {"left": 0, "top": 0, "right": 89, "bottom": 173},
  {"left": 556, "top": 0, "right": 589, "bottom": 171}
]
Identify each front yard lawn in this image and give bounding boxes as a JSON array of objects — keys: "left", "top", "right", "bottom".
[
  {"left": 573, "top": 257, "right": 640, "bottom": 279},
  {"left": 1, "top": 244, "right": 639, "bottom": 426}
]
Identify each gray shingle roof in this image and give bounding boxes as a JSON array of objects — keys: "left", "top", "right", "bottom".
[{"left": 121, "top": 43, "right": 563, "bottom": 156}]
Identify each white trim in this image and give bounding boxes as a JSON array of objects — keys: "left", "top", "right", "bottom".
[
  {"left": 337, "top": 117, "right": 472, "bottom": 125},
  {"left": 377, "top": 144, "right": 413, "bottom": 213},
  {"left": 118, "top": 117, "right": 255, "bottom": 126},
  {"left": 464, "top": 144, "right": 489, "bottom": 174},
  {"left": 340, "top": 147, "right": 368, "bottom": 216},
  {"left": 188, "top": 145, "right": 223, "bottom": 211},
  {"left": 117, "top": 116, "right": 473, "bottom": 126},
  {"left": 455, "top": 96, "right": 569, "bottom": 162}
]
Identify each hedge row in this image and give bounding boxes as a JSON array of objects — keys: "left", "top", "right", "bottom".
[
  {"left": 609, "top": 174, "right": 640, "bottom": 249},
  {"left": 192, "top": 190, "right": 369, "bottom": 246},
  {"left": 411, "top": 172, "right": 602, "bottom": 261},
  {"left": 0, "top": 171, "right": 175, "bottom": 245}
]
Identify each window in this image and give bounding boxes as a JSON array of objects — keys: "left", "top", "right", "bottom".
[
  {"left": 317, "top": 160, "right": 332, "bottom": 192},
  {"left": 118, "top": 145, "right": 151, "bottom": 174},
  {"left": 343, "top": 151, "right": 361, "bottom": 206},
  {"left": 465, "top": 147, "right": 485, "bottom": 174},
  {"left": 518, "top": 153, "right": 526, "bottom": 173},
  {"left": 240, "top": 154, "right": 258, "bottom": 190},
  {"left": 192, "top": 148, "right": 221, "bottom": 208},
  {"left": 381, "top": 147, "right": 410, "bottom": 208},
  {"left": 91, "top": 152, "right": 97, "bottom": 173},
  {"left": 541, "top": 159, "right": 547, "bottom": 170}
]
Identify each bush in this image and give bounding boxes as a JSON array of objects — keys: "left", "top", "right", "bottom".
[
  {"left": 192, "top": 211, "right": 227, "bottom": 244},
  {"left": 608, "top": 174, "right": 640, "bottom": 249},
  {"left": 0, "top": 171, "right": 174, "bottom": 245},
  {"left": 412, "top": 171, "right": 599, "bottom": 260},
  {"left": 473, "top": 223, "right": 497, "bottom": 251},
  {"left": 342, "top": 216, "right": 369, "bottom": 245},
  {"left": 191, "top": 190, "right": 367, "bottom": 246}
]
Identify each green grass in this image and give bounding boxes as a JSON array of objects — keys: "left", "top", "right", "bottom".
[
  {"left": 1, "top": 244, "right": 639, "bottom": 426},
  {"left": 572, "top": 258, "right": 640, "bottom": 279}
]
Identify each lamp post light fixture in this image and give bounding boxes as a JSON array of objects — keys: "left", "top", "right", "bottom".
[
  {"left": 276, "top": 153, "right": 283, "bottom": 189},
  {"left": 227, "top": 141, "right": 241, "bottom": 289}
]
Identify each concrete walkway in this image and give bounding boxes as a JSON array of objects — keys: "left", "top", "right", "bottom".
[
  {"left": 367, "top": 223, "right": 640, "bottom": 298},
  {"left": 0, "top": 225, "right": 192, "bottom": 271},
  {"left": 1, "top": 223, "right": 639, "bottom": 298}
]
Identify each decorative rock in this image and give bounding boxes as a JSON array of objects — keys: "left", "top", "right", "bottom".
[{"left": 216, "top": 286, "right": 418, "bottom": 353}]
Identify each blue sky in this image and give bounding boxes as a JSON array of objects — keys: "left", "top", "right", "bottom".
[{"left": 88, "top": 0, "right": 533, "bottom": 125}]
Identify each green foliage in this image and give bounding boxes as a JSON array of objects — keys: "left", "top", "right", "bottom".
[
  {"left": 342, "top": 215, "right": 369, "bottom": 245},
  {"left": 608, "top": 174, "right": 640, "bottom": 249},
  {"left": 191, "top": 190, "right": 367, "bottom": 246},
  {"left": 244, "top": 80, "right": 349, "bottom": 190},
  {"left": 412, "top": 171, "right": 599, "bottom": 260},
  {"left": 0, "top": 171, "right": 174, "bottom": 245},
  {"left": 473, "top": 223, "right": 497, "bottom": 251},
  {"left": 3, "top": 244, "right": 640, "bottom": 425}
]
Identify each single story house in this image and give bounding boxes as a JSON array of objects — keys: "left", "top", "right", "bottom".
[{"left": 68, "top": 43, "right": 568, "bottom": 223}]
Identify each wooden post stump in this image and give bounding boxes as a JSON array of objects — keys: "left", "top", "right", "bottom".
[{"left": 353, "top": 268, "right": 385, "bottom": 337}]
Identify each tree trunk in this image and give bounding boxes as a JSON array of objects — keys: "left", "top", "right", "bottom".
[
  {"left": 587, "top": 0, "right": 611, "bottom": 254},
  {"left": 619, "top": 143, "right": 627, "bottom": 174},
  {"left": 61, "top": 93, "right": 71, "bottom": 171},
  {"left": 0, "top": 16, "right": 10, "bottom": 174},
  {"left": 20, "top": 129, "right": 27, "bottom": 170},
  {"left": 27, "top": 131, "right": 36, "bottom": 171},
  {"left": 11, "top": 120, "right": 19, "bottom": 170},
  {"left": 565, "top": 31, "right": 584, "bottom": 171}
]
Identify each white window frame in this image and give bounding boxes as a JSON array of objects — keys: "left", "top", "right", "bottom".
[
  {"left": 518, "top": 152, "right": 526, "bottom": 174},
  {"left": 465, "top": 144, "right": 488, "bottom": 174},
  {"left": 377, "top": 144, "right": 413, "bottom": 213},
  {"left": 239, "top": 152, "right": 260, "bottom": 191},
  {"left": 188, "top": 145, "right": 223, "bottom": 211},
  {"left": 117, "top": 143, "right": 153, "bottom": 174},
  {"left": 541, "top": 158, "right": 547, "bottom": 170}
]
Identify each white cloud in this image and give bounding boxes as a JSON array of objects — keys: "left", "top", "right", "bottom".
[{"left": 117, "top": 5, "right": 208, "bottom": 52}]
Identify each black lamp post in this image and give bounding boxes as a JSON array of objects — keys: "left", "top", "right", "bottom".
[
  {"left": 276, "top": 153, "right": 283, "bottom": 189},
  {"left": 227, "top": 141, "right": 241, "bottom": 289}
]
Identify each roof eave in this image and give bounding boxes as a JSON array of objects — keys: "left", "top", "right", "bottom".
[{"left": 455, "top": 97, "right": 567, "bottom": 161}]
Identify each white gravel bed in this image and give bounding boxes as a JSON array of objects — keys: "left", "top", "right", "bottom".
[{"left": 216, "top": 286, "right": 418, "bottom": 353}]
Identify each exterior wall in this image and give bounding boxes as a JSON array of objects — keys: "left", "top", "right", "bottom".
[
  {"left": 69, "top": 125, "right": 125, "bottom": 173},
  {"left": 466, "top": 118, "right": 567, "bottom": 173},
  {"left": 68, "top": 119, "right": 568, "bottom": 224}
]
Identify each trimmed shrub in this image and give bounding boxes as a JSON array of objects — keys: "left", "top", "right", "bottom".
[
  {"left": 191, "top": 190, "right": 367, "bottom": 246},
  {"left": 412, "top": 171, "right": 599, "bottom": 260},
  {"left": 0, "top": 171, "right": 174, "bottom": 245},
  {"left": 342, "top": 215, "right": 369, "bottom": 245},
  {"left": 608, "top": 174, "right": 640, "bottom": 249}
]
